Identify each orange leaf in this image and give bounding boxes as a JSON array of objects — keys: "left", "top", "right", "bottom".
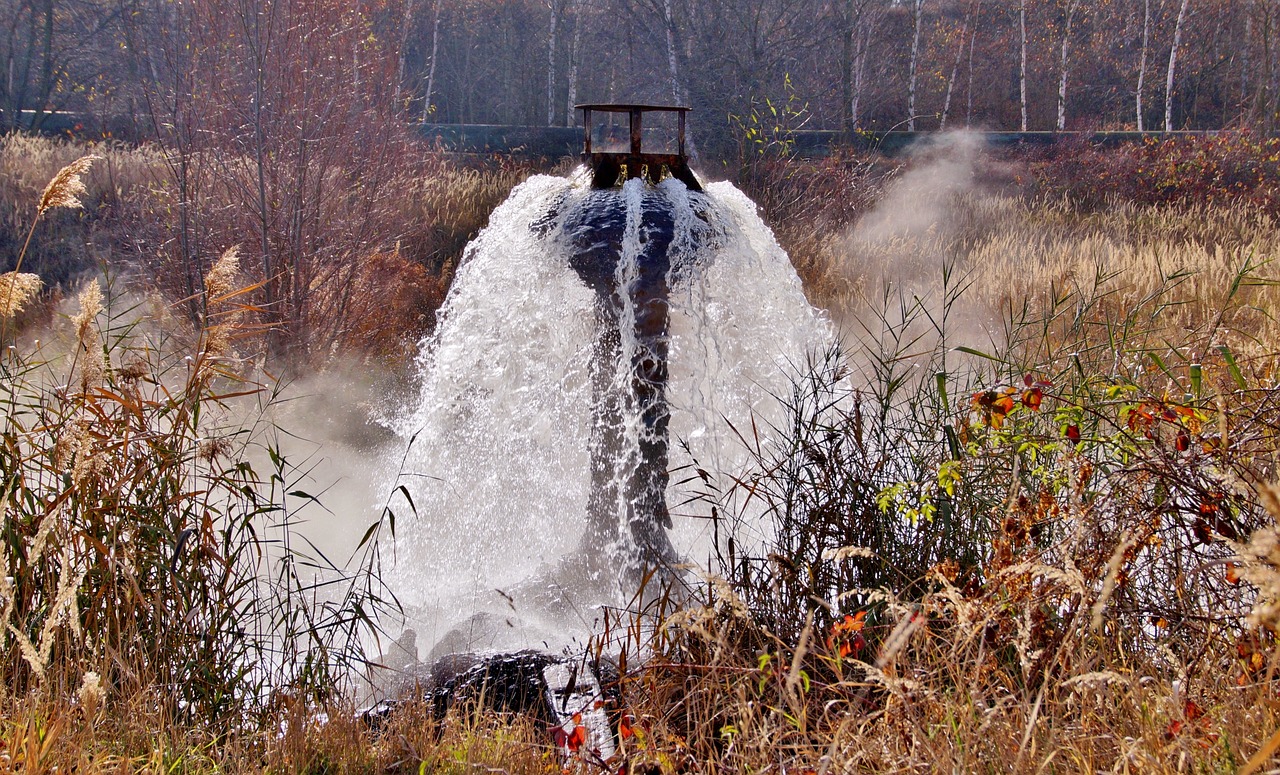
[
  {"left": 1176, "top": 429, "right": 1191, "bottom": 452},
  {"left": 1184, "top": 700, "right": 1204, "bottom": 721}
]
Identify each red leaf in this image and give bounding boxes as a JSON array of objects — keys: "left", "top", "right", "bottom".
[
  {"left": 1226, "top": 562, "right": 1240, "bottom": 585},
  {"left": 1021, "top": 387, "right": 1042, "bottom": 411},
  {"left": 1065, "top": 424, "right": 1081, "bottom": 442},
  {"left": 1176, "top": 428, "right": 1191, "bottom": 452},
  {"left": 1184, "top": 700, "right": 1205, "bottom": 721}
]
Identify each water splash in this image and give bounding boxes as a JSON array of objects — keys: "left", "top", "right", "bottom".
[{"left": 381, "top": 170, "right": 830, "bottom": 656}]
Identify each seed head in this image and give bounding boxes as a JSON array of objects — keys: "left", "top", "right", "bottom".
[
  {"left": 37, "top": 156, "right": 101, "bottom": 217},
  {"left": 0, "top": 272, "right": 42, "bottom": 318}
]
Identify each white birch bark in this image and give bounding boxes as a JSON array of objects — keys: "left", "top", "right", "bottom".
[
  {"left": 1056, "top": 0, "right": 1079, "bottom": 131},
  {"left": 547, "top": 0, "right": 559, "bottom": 126},
  {"left": 421, "top": 0, "right": 441, "bottom": 122},
  {"left": 941, "top": 3, "right": 974, "bottom": 131},
  {"left": 1137, "top": 0, "right": 1149, "bottom": 131},
  {"left": 663, "top": 0, "right": 682, "bottom": 104},
  {"left": 907, "top": 0, "right": 924, "bottom": 131},
  {"left": 565, "top": 0, "right": 581, "bottom": 125},
  {"left": 1020, "top": 0, "right": 1028, "bottom": 131},
  {"left": 967, "top": 18, "right": 976, "bottom": 126},
  {"left": 1165, "top": 0, "right": 1191, "bottom": 132},
  {"left": 395, "top": 0, "right": 416, "bottom": 106}
]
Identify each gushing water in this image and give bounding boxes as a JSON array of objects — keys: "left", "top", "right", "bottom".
[{"left": 381, "top": 169, "right": 830, "bottom": 657}]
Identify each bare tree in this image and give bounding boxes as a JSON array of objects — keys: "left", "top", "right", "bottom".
[
  {"left": 422, "top": 0, "right": 441, "bottom": 120},
  {"left": 1020, "top": 0, "right": 1029, "bottom": 131},
  {"left": 1165, "top": 0, "right": 1191, "bottom": 131},
  {"left": 850, "top": 3, "right": 881, "bottom": 128},
  {"left": 941, "top": 1, "right": 976, "bottom": 130},
  {"left": 565, "top": 0, "right": 582, "bottom": 124},
  {"left": 906, "top": 0, "right": 925, "bottom": 130},
  {"left": 1056, "top": 0, "right": 1082, "bottom": 131},
  {"left": 1137, "top": 0, "right": 1150, "bottom": 130},
  {"left": 547, "top": 0, "right": 564, "bottom": 126}
]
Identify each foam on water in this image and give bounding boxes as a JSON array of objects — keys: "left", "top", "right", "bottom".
[{"left": 381, "top": 170, "right": 831, "bottom": 654}]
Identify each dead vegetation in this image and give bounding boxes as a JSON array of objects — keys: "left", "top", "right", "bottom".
[{"left": 3, "top": 142, "right": 1280, "bottom": 773}]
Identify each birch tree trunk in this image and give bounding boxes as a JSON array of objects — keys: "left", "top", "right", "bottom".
[
  {"left": 1165, "top": 0, "right": 1191, "bottom": 131},
  {"left": 1020, "top": 0, "right": 1028, "bottom": 131},
  {"left": 546, "top": 0, "right": 560, "bottom": 126},
  {"left": 421, "top": 0, "right": 441, "bottom": 123},
  {"left": 941, "top": 3, "right": 975, "bottom": 131},
  {"left": 907, "top": 0, "right": 924, "bottom": 131},
  {"left": 395, "top": 0, "right": 416, "bottom": 107},
  {"left": 1136, "top": 0, "right": 1149, "bottom": 131},
  {"left": 967, "top": 17, "right": 975, "bottom": 126},
  {"left": 1056, "top": 0, "right": 1079, "bottom": 131},
  {"left": 565, "top": 0, "right": 581, "bottom": 125},
  {"left": 663, "top": 0, "right": 682, "bottom": 104}
]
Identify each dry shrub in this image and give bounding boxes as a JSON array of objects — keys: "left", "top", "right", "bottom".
[
  {"left": 0, "top": 166, "right": 396, "bottom": 739},
  {"left": 1030, "top": 131, "right": 1280, "bottom": 213},
  {"left": 0, "top": 136, "right": 159, "bottom": 290},
  {"left": 395, "top": 152, "right": 552, "bottom": 284},
  {"left": 329, "top": 248, "right": 447, "bottom": 358},
  {"left": 617, "top": 167, "right": 1280, "bottom": 770}
]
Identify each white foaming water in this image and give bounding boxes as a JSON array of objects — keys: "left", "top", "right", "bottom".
[{"left": 380, "top": 170, "right": 831, "bottom": 656}]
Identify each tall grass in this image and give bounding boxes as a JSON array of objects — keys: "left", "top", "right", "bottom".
[
  {"left": 3, "top": 142, "right": 1279, "bottom": 772},
  {"left": 606, "top": 183, "right": 1280, "bottom": 771},
  {"left": 0, "top": 136, "right": 547, "bottom": 364},
  {"left": 1, "top": 162, "right": 399, "bottom": 748}
]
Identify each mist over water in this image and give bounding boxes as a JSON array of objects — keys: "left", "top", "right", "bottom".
[{"left": 379, "top": 170, "right": 831, "bottom": 656}]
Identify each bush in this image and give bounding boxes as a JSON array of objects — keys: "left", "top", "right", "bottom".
[
  {"left": 1030, "top": 131, "right": 1280, "bottom": 213},
  {"left": 0, "top": 161, "right": 396, "bottom": 731}
]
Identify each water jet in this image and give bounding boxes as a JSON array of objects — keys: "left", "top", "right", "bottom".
[{"left": 371, "top": 105, "right": 830, "bottom": 746}]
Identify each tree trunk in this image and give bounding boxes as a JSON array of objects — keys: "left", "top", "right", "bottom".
[
  {"left": 663, "top": 0, "right": 681, "bottom": 104},
  {"left": 907, "top": 0, "right": 924, "bottom": 131},
  {"left": 546, "top": 0, "right": 559, "bottom": 126},
  {"left": 565, "top": 0, "right": 580, "bottom": 125},
  {"left": 1056, "top": 1, "right": 1078, "bottom": 132},
  {"left": 395, "top": 0, "right": 416, "bottom": 107},
  {"left": 840, "top": 0, "right": 853, "bottom": 131},
  {"left": 1020, "top": 0, "right": 1028, "bottom": 131},
  {"left": 941, "top": 3, "right": 974, "bottom": 131},
  {"left": 1165, "top": 0, "right": 1191, "bottom": 132},
  {"left": 966, "top": 15, "right": 976, "bottom": 126},
  {"left": 421, "top": 0, "right": 441, "bottom": 122},
  {"left": 1137, "top": 0, "right": 1149, "bottom": 131}
]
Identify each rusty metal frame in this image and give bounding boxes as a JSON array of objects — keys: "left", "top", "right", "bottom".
[{"left": 575, "top": 104, "right": 700, "bottom": 191}]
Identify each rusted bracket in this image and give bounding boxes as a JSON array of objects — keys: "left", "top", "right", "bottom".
[{"left": 576, "top": 103, "right": 701, "bottom": 191}]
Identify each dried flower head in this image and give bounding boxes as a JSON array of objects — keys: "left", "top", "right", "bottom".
[
  {"left": 37, "top": 155, "right": 101, "bottom": 217},
  {"left": 0, "top": 271, "right": 41, "bottom": 318},
  {"left": 199, "top": 246, "right": 245, "bottom": 378},
  {"left": 72, "top": 283, "right": 104, "bottom": 393},
  {"left": 1235, "top": 485, "right": 1280, "bottom": 632},
  {"left": 77, "top": 670, "right": 104, "bottom": 717},
  {"left": 203, "top": 246, "right": 241, "bottom": 303}
]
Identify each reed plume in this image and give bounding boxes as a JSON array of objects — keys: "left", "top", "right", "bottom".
[
  {"left": 3, "top": 155, "right": 100, "bottom": 332},
  {"left": 36, "top": 155, "right": 101, "bottom": 217},
  {"left": 71, "top": 282, "right": 104, "bottom": 394},
  {"left": 0, "top": 272, "right": 41, "bottom": 318}
]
